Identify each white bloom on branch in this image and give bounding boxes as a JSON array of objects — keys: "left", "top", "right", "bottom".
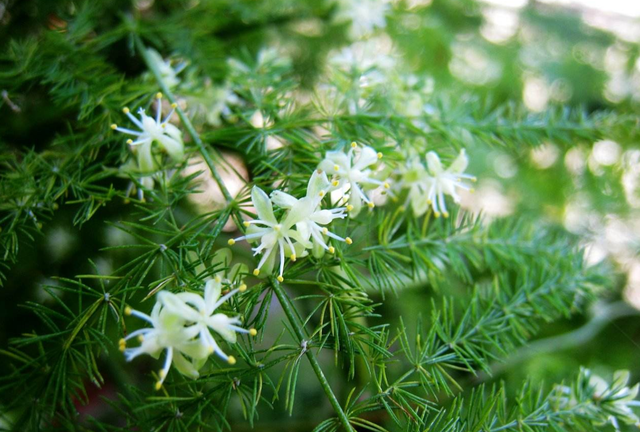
[
  {"left": 158, "top": 278, "right": 255, "bottom": 364},
  {"left": 229, "top": 186, "right": 309, "bottom": 281},
  {"left": 120, "top": 302, "right": 209, "bottom": 390},
  {"left": 423, "top": 149, "right": 476, "bottom": 218},
  {"left": 229, "top": 172, "right": 352, "bottom": 279},
  {"left": 120, "top": 279, "right": 255, "bottom": 390},
  {"left": 111, "top": 92, "right": 184, "bottom": 171},
  {"left": 272, "top": 171, "right": 350, "bottom": 258},
  {"left": 395, "top": 149, "right": 476, "bottom": 218},
  {"left": 319, "top": 142, "right": 389, "bottom": 217}
]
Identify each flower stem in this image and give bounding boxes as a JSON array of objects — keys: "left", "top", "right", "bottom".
[
  {"left": 133, "top": 34, "right": 234, "bottom": 205},
  {"left": 271, "top": 278, "right": 356, "bottom": 432}
]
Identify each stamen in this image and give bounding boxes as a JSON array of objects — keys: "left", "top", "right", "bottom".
[
  {"left": 290, "top": 254, "right": 297, "bottom": 261},
  {"left": 377, "top": 152, "right": 383, "bottom": 159},
  {"left": 277, "top": 276, "right": 284, "bottom": 282},
  {"left": 249, "top": 328, "right": 258, "bottom": 336},
  {"left": 332, "top": 180, "right": 340, "bottom": 187},
  {"left": 367, "top": 202, "right": 375, "bottom": 208},
  {"left": 346, "top": 205, "right": 354, "bottom": 212},
  {"left": 228, "top": 239, "right": 236, "bottom": 245},
  {"left": 328, "top": 246, "right": 335, "bottom": 254},
  {"left": 334, "top": 165, "right": 340, "bottom": 172},
  {"left": 227, "top": 356, "right": 236, "bottom": 365},
  {"left": 351, "top": 142, "right": 357, "bottom": 148},
  {"left": 156, "top": 92, "right": 163, "bottom": 99},
  {"left": 253, "top": 269, "right": 260, "bottom": 276},
  {"left": 122, "top": 107, "right": 130, "bottom": 114},
  {"left": 239, "top": 284, "right": 247, "bottom": 292},
  {"left": 345, "top": 237, "right": 353, "bottom": 245}
]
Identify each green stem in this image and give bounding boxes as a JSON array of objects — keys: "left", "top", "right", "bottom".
[
  {"left": 133, "top": 34, "right": 234, "bottom": 205},
  {"left": 271, "top": 278, "right": 356, "bottom": 432}
]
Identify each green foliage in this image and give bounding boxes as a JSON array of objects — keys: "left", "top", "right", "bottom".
[{"left": 1, "top": 0, "right": 639, "bottom": 431}]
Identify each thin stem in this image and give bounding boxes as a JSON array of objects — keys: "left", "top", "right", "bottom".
[
  {"left": 133, "top": 34, "right": 234, "bottom": 205},
  {"left": 271, "top": 278, "right": 356, "bottom": 432}
]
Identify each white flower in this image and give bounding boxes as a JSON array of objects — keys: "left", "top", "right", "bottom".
[
  {"left": 121, "top": 278, "right": 255, "bottom": 390},
  {"left": 422, "top": 150, "right": 476, "bottom": 218},
  {"left": 120, "top": 302, "right": 210, "bottom": 390},
  {"left": 229, "top": 186, "right": 309, "bottom": 281},
  {"left": 271, "top": 171, "right": 351, "bottom": 258},
  {"left": 335, "top": 0, "right": 390, "bottom": 39},
  {"left": 229, "top": 173, "right": 352, "bottom": 279},
  {"left": 157, "top": 278, "right": 255, "bottom": 364},
  {"left": 111, "top": 92, "right": 184, "bottom": 170},
  {"left": 318, "top": 142, "right": 389, "bottom": 217}
]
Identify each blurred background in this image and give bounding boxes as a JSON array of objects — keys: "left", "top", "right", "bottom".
[{"left": 1, "top": 0, "right": 640, "bottom": 429}]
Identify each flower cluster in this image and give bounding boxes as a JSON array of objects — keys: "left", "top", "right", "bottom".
[
  {"left": 229, "top": 166, "right": 356, "bottom": 281},
  {"left": 112, "top": 92, "right": 185, "bottom": 199},
  {"left": 397, "top": 149, "right": 476, "bottom": 218},
  {"left": 120, "top": 274, "right": 255, "bottom": 390}
]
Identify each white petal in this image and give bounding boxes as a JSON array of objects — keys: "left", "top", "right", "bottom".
[
  {"left": 252, "top": 186, "right": 278, "bottom": 224},
  {"left": 353, "top": 146, "right": 378, "bottom": 171},
  {"left": 158, "top": 291, "right": 201, "bottom": 322},
  {"left": 448, "top": 149, "right": 468, "bottom": 173},
  {"left": 271, "top": 190, "right": 298, "bottom": 209},
  {"left": 204, "top": 279, "right": 222, "bottom": 314},
  {"left": 307, "top": 170, "right": 330, "bottom": 198},
  {"left": 426, "top": 151, "right": 443, "bottom": 176},
  {"left": 208, "top": 314, "right": 238, "bottom": 343}
]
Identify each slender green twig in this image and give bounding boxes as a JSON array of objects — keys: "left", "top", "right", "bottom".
[
  {"left": 271, "top": 278, "right": 356, "bottom": 432},
  {"left": 132, "top": 34, "right": 234, "bottom": 205}
]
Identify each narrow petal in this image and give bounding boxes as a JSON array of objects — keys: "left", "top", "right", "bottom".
[
  {"left": 252, "top": 186, "right": 278, "bottom": 224},
  {"left": 204, "top": 279, "right": 222, "bottom": 315},
  {"left": 426, "top": 151, "right": 443, "bottom": 176},
  {"left": 448, "top": 149, "right": 468, "bottom": 173},
  {"left": 158, "top": 291, "right": 201, "bottom": 322},
  {"left": 271, "top": 190, "right": 298, "bottom": 209},
  {"left": 353, "top": 146, "right": 378, "bottom": 171},
  {"left": 208, "top": 314, "right": 238, "bottom": 344}
]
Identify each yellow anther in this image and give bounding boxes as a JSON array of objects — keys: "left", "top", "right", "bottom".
[
  {"left": 158, "top": 369, "right": 167, "bottom": 379},
  {"left": 110, "top": 124, "right": 117, "bottom": 130},
  {"left": 118, "top": 338, "right": 126, "bottom": 352},
  {"left": 227, "top": 356, "right": 237, "bottom": 365},
  {"left": 124, "top": 306, "right": 132, "bottom": 316},
  {"left": 334, "top": 164, "right": 340, "bottom": 172},
  {"left": 253, "top": 269, "right": 260, "bottom": 276},
  {"left": 470, "top": 188, "right": 475, "bottom": 193},
  {"left": 383, "top": 182, "right": 390, "bottom": 189},
  {"left": 122, "top": 107, "right": 130, "bottom": 114},
  {"left": 471, "top": 177, "right": 477, "bottom": 182},
  {"left": 328, "top": 246, "right": 335, "bottom": 254},
  {"left": 332, "top": 180, "right": 340, "bottom": 187},
  {"left": 351, "top": 141, "right": 357, "bottom": 148},
  {"left": 434, "top": 212, "right": 441, "bottom": 218},
  {"left": 249, "top": 328, "right": 258, "bottom": 336},
  {"left": 443, "top": 212, "right": 450, "bottom": 218},
  {"left": 243, "top": 221, "right": 250, "bottom": 227},
  {"left": 239, "top": 284, "right": 247, "bottom": 292},
  {"left": 317, "top": 168, "right": 323, "bottom": 174},
  {"left": 277, "top": 276, "right": 284, "bottom": 282},
  {"left": 290, "top": 254, "right": 297, "bottom": 262},
  {"left": 427, "top": 200, "right": 433, "bottom": 205},
  {"left": 346, "top": 205, "right": 354, "bottom": 212},
  {"left": 156, "top": 92, "right": 163, "bottom": 99},
  {"left": 126, "top": 139, "right": 133, "bottom": 145},
  {"left": 377, "top": 152, "right": 383, "bottom": 159},
  {"left": 367, "top": 202, "right": 375, "bottom": 208},
  {"left": 318, "top": 191, "right": 325, "bottom": 197},
  {"left": 274, "top": 224, "right": 281, "bottom": 231},
  {"left": 228, "top": 239, "right": 236, "bottom": 246},
  {"left": 154, "top": 381, "right": 162, "bottom": 391},
  {"left": 322, "top": 227, "right": 328, "bottom": 234},
  {"left": 345, "top": 237, "right": 353, "bottom": 245},
  {"left": 214, "top": 275, "right": 222, "bottom": 283},
  {"left": 161, "top": 124, "right": 166, "bottom": 128},
  {"left": 208, "top": 346, "right": 215, "bottom": 354},
  {"left": 171, "top": 103, "right": 177, "bottom": 108}
]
